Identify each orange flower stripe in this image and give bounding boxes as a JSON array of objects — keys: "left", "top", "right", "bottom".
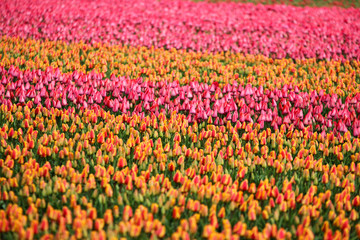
[
  {"left": 1, "top": 36, "right": 360, "bottom": 95},
  {"left": 0, "top": 103, "right": 359, "bottom": 239}
]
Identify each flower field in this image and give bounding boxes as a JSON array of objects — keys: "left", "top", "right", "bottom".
[{"left": 0, "top": 0, "right": 360, "bottom": 239}]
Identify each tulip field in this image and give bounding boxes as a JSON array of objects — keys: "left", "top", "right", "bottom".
[{"left": 1, "top": 0, "right": 360, "bottom": 239}]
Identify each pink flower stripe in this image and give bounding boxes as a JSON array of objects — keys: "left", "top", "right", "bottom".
[
  {"left": 1, "top": 0, "right": 360, "bottom": 60},
  {"left": 1, "top": 65, "right": 360, "bottom": 136}
]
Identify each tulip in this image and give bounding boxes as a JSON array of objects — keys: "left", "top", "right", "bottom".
[
  {"left": 151, "top": 203, "right": 159, "bottom": 214},
  {"left": 239, "top": 180, "right": 248, "bottom": 191},
  {"left": 129, "top": 225, "right": 141, "bottom": 238},
  {"left": 276, "top": 228, "right": 286, "bottom": 240},
  {"left": 118, "top": 157, "right": 127, "bottom": 168},
  {"left": 156, "top": 225, "right": 166, "bottom": 238},
  {"left": 248, "top": 208, "right": 256, "bottom": 221},
  {"left": 172, "top": 206, "right": 181, "bottom": 219},
  {"left": 353, "top": 196, "right": 360, "bottom": 207}
]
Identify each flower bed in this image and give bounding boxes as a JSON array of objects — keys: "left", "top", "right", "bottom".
[
  {"left": 1, "top": 64, "right": 360, "bottom": 136},
  {"left": 0, "top": 104, "right": 359, "bottom": 239},
  {"left": 1, "top": 37, "right": 359, "bottom": 95},
  {"left": 1, "top": 0, "right": 360, "bottom": 60}
]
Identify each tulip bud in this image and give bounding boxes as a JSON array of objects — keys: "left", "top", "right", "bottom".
[
  {"left": 274, "top": 209, "right": 280, "bottom": 221},
  {"left": 51, "top": 221, "right": 57, "bottom": 232},
  {"left": 46, "top": 185, "right": 52, "bottom": 195},
  {"left": 313, "top": 176, "right": 318, "bottom": 185},
  {"left": 250, "top": 173, "right": 254, "bottom": 180},
  {"left": 92, "top": 189, "right": 98, "bottom": 199}
]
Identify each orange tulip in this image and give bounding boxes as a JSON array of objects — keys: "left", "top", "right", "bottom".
[
  {"left": 172, "top": 206, "right": 181, "bottom": 219},
  {"left": 240, "top": 180, "right": 248, "bottom": 191},
  {"left": 156, "top": 225, "right": 166, "bottom": 238}
]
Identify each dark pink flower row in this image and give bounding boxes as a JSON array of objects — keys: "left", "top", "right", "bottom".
[
  {"left": 1, "top": 65, "right": 360, "bottom": 136},
  {"left": 1, "top": 0, "right": 360, "bottom": 60}
]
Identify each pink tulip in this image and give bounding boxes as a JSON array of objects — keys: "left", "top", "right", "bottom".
[
  {"left": 6, "top": 0, "right": 343, "bottom": 59},
  {"left": 2, "top": 65, "right": 360, "bottom": 137}
]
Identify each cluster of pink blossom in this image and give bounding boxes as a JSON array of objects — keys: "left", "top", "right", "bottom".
[
  {"left": 1, "top": 0, "right": 360, "bottom": 60},
  {"left": 1, "top": 65, "right": 360, "bottom": 136}
]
